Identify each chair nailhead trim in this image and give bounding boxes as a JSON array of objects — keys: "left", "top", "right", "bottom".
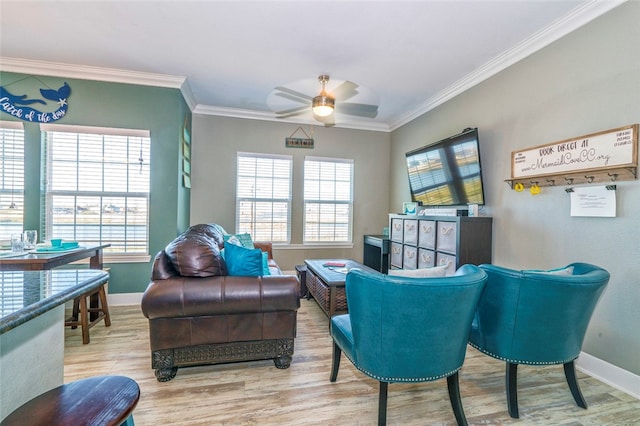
[
  {"left": 468, "top": 342, "right": 577, "bottom": 366},
  {"left": 341, "top": 350, "right": 459, "bottom": 383}
]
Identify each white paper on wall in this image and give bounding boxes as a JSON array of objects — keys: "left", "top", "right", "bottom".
[{"left": 570, "top": 186, "right": 616, "bottom": 217}]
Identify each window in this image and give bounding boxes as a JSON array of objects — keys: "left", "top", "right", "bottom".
[
  {"left": 304, "top": 156, "right": 354, "bottom": 243},
  {"left": 42, "top": 124, "right": 150, "bottom": 254},
  {"left": 0, "top": 122, "right": 24, "bottom": 240},
  {"left": 236, "top": 152, "right": 292, "bottom": 243}
]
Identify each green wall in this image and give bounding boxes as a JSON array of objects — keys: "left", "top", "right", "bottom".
[
  {"left": 390, "top": 2, "right": 640, "bottom": 375},
  {"left": 0, "top": 72, "right": 190, "bottom": 293}
]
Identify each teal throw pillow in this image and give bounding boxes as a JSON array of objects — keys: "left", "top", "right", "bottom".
[
  {"left": 235, "top": 232, "right": 254, "bottom": 249},
  {"left": 262, "top": 251, "right": 271, "bottom": 276},
  {"left": 223, "top": 233, "right": 254, "bottom": 249},
  {"left": 224, "top": 242, "right": 263, "bottom": 276},
  {"left": 224, "top": 235, "right": 242, "bottom": 247}
]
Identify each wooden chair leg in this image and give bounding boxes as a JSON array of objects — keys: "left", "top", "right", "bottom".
[
  {"left": 378, "top": 381, "right": 388, "bottom": 426},
  {"left": 79, "top": 294, "right": 90, "bottom": 344},
  {"left": 506, "top": 362, "right": 519, "bottom": 418},
  {"left": 447, "top": 372, "right": 468, "bottom": 426},
  {"left": 97, "top": 285, "right": 111, "bottom": 327},
  {"left": 70, "top": 297, "right": 80, "bottom": 329},
  {"left": 330, "top": 341, "right": 341, "bottom": 382},
  {"left": 564, "top": 361, "right": 588, "bottom": 409}
]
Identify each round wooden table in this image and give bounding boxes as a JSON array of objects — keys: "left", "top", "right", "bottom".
[{"left": 1, "top": 375, "right": 140, "bottom": 426}]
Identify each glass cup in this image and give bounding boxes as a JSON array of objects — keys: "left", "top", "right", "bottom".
[
  {"left": 10, "top": 234, "right": 24, "bottom": 253},
  {"left": 23, "top": 230, "right": 38, "bottom": 250}
]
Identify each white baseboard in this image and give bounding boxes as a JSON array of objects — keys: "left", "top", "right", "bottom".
[
  {"left": 577, "top": 351, "right": 640, "bottom": 400},
  {"left": 107, "top": 292, "right": 143, "bottom": 306}
]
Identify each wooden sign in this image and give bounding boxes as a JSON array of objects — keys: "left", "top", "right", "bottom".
[
  {"left": 511, "top": 124, "right": 638, "bottom": 179},
  {"left": 285, "top": 126, "right": 314, "bottom": 148},
  {"left": 285, "top": 137, "right": 314, "bottom": 148}
]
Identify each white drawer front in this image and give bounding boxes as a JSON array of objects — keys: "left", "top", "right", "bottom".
[
  {"left": 391, "top": 219, "right": 404, "bottom": 242},
  {"left": 390, "top": 242, "right": 403, "bottom": 268},
  {"left": 418, "top": 220, "right": 436, "bottom": 249},
  {"left": 403, "top": 219, "right": 418, "bottom": 245},
  {"left": 436, "top": 221, "right": 457, "bottom": 253},
  {"left": 418, "top": 248, "right": 436, "bottom": 268},
  {"left": 436, "top": 252, "right": 457, "bottom": 276},
  {"left": 403, "top": 245, "right": 418, "bottom": 269}
]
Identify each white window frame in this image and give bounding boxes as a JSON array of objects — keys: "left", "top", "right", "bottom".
[
  {"left": 235, "top": 152, "right": 292, "bottom": 243},
  {"left": 0, "top": 121, "right": 24, "bottom": 241},
  {"left": 303, "top": 156, "right": 354, "bottom": 244},
  {"left": 41, "top": 124, "right": 151, "bottom": 262}
]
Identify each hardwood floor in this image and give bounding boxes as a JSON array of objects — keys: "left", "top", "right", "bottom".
[{"left": 64, "top": 300, "right": 640, "bottom": 425}]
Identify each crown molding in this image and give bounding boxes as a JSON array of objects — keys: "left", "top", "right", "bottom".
[
  {"left": 0, "top": 57, "right": 186, "bottom": 89},
  {"left": 388, "top": 0, "right": 627, "bottom": 131},
  {"left": 194, "top": 104, "right": 390, "bottom": 132}
]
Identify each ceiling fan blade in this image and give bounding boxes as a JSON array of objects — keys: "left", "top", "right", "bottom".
[
  {"left": 275, "top": 86, "right": 313, "bottom": 101},
  {"left": 330, "top": 80, "right": 359, "bottom": 101},
  {"left": 275, "top": 92, "right": 310, "bottom": 104},
  {"left": 337, "top": 102, "right": 379, "bottom": 118},
  {"left": 275, "top": 105, "right": 309, "bottom": 118}
]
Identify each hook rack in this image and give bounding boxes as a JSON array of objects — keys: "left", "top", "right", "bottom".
[{"left": 506, "top": 166, "right": 637, "bottom": 191}]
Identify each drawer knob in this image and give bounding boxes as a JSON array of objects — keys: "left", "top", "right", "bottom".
[{"left": 421, "top": 225, "right": 432, "bottom": 233}]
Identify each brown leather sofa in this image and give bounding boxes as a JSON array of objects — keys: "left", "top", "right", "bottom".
[{"left": 141, "top": 224, "right": 300, "bottom": 382}]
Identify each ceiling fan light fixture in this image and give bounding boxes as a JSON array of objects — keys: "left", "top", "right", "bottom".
[{"left": 312, "top": 95, "right": 335, "bottom": 117}]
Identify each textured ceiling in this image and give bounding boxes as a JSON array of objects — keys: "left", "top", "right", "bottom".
[{"left": 0, "top": 1, "right": 625, "bottom": 131}]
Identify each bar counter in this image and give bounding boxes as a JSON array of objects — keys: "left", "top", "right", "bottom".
[{"left": 0, "top": 269, "right": 109, "bottom": 421}]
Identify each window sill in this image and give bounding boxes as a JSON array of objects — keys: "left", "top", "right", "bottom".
[
  {"left": 275, "top": 243, "right": 354, "bottom": 250},
  {"left": 69, "top": 253, "right": 152, "bottom": 265}
]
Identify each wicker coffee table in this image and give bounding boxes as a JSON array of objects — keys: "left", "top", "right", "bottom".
[{"left": 304, "top": 259, "right": 373, "bottom": 322}]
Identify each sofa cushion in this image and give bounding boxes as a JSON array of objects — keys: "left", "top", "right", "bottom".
[
  {"left": 165, "top": 232, "right": 226, "bottom": 277},
  {"left": 225, "top": 242, "right": 263, "bottom": 276}
]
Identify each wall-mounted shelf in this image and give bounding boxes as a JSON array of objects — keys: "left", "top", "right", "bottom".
[{"left": 506, "top": 124, "right": 638, "bottom": 190}]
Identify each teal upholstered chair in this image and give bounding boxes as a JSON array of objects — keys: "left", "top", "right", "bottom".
[
  {"left": 330, "top": 265, "right": 487, "bottom": 426},
  {"left": 469, "top": 263, "right": 610, "bottom": 418}
]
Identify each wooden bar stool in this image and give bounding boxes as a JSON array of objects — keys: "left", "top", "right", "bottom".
[
  {"left": 66, "top": 281, "right": 111, "bottom": 344},
  {"left": 1, "top": 375, "right": 140, "bottom": 426}
]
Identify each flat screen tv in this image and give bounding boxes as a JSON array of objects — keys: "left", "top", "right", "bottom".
[{"left": 405, "top": 128, "right": 485, "bottom": 207}]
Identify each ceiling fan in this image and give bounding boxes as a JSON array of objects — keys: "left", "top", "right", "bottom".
[{"left": 269, "top": 75, "right": 379, "bottom": 126}]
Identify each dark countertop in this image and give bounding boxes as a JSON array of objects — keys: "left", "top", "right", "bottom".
[{"left": 0, "top": 269, "right": 109, "bottom": 334}]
